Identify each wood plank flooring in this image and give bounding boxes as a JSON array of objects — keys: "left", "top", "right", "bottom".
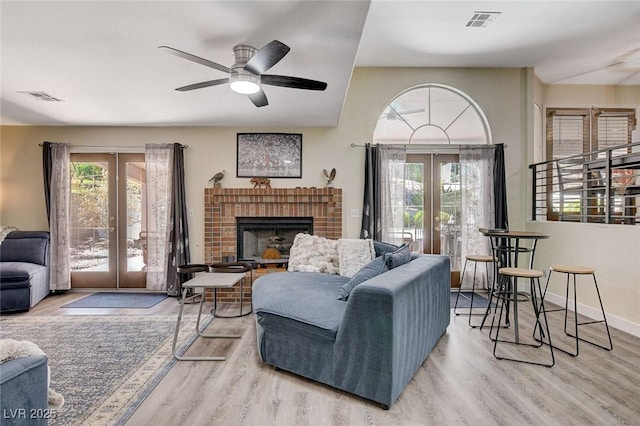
[{"left": 10, "top": 291, "right": 640, "bottom": 425}]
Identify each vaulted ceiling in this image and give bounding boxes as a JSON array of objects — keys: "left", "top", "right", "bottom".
[{"left": 1, "top": 1, "right": 639, "bottom": 127}]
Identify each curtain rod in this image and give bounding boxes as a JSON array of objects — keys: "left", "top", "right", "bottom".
[
  {"left": 350, "top": 143, "right": 507, "bottom": 149},
  {"left": 38, "top": 143, "right": 188, "bottom": 148}
]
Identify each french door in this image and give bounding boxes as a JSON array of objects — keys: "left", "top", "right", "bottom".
[
  {"left": 405, "top": 153, "right": 461, "bottom": 286},
  {"left": 70, "top": 153, "right": 146, "bottom": 288}
]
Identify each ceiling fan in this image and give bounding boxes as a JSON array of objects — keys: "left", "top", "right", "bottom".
[
  {"left": 159, "top": 40, "right": 327, "bottom": 107},
  {"left": 553, "top": 47, "right": 640, "bottom": 84}
]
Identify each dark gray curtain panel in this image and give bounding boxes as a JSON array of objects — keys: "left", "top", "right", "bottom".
[
  {"left": 166, "top": 143, "right": 191, "bottom": 297},
  {"left": 42, "top": 141, "right": 53, "bottom": 224},
  {"left": 360, "top": 143, "right": 382, "bottom": 241},
  {"left": 493, "top": 143, "right": 509, "bottom": 230}
]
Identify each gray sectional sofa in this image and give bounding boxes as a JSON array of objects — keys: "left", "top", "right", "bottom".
[
  {"left": 252, "top": 252, "right": 450, "bottom": 408},
  {"left": 0, "top": 355, "right": 49, "bottom": 426},
  {"left": 0, "top": 231, "right": 50, "bottom": 313}
]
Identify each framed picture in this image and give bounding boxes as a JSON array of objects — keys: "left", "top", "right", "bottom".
[{"left": 236, "top": 133, "right": 302, "bottom": 178}]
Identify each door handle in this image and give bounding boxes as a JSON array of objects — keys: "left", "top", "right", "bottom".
[
  {"left": 434, "top": 226, "right": 440, "bottom": 232},
  {"left": 109, "top": 227, "right": 115, "bottom": 233}
]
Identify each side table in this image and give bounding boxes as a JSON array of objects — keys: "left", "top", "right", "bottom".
[{"left": 172, "top": 272, "right": 245, "bottom": 361}]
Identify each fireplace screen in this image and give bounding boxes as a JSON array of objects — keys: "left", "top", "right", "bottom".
[{"left": 236, "top": 217, "right": 313, "bottom": 261}]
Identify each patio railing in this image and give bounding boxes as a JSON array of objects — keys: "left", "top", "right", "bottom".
[{"left": 529, "top": 142, "right": 640, "bottom": 225}]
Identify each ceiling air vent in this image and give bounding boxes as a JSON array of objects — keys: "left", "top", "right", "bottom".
[
  {"left": 465, "top": 11, "right": 501, "bottom": 28},
  {"left": 18, "top": 91, "right": 63, "bottom": 102}
]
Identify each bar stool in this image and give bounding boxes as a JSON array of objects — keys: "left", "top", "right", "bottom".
[
  {"left": 209, "top": 262, "right": 254, "bottom": 317},
  {"left": 491, "top": 267, "right": 555, "bottom": 367},
  {"left": 453, "top": 254, "right": 496, "bottom": 327},
  {"left": 542, "top": 265, "right": 613, "bottom": 356}
]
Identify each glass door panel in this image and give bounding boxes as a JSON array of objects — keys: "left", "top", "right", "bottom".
[
  {"left": 406, "top": 154, "right": 461, "bottom": 286},
  {"left": 118, "top": 154, "right": 146, "bottom": 288},
  {"left": 437, "top": 157, "right": 461, "bottom": 286},
  {"left": 70, "top": 153, "right": 146, "bottom": 289},
  {"left": 70, "top": 154, "right": 117, "bottom": 287}
]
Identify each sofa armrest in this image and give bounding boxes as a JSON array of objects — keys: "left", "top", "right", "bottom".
[
  {"left": 332, "top": 254, "right": 450, "bottom": 406},
  {"left": 0, "top": 355, "right": 49, "bottom": 426}
]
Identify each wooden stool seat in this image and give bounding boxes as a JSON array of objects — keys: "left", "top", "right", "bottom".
[
  {"left": 542, "top": 265, "right": 612, "bottom": 356},
  {"left": 550, "top": 265, "right": 594, "bottom": 275},
  {"left": 499, "top": 267, "right": 543, "bottom": 279},
  {"left": 466, "top": 254, "right": 496, "bottom": 263}
]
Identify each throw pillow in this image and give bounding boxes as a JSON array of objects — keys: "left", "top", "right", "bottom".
[
  {"left": 336, "top": 256, "right": 389, "bottom": 300},
  {"left": 373, "top": 240, "right": 399, "bottom": 257},
  {"left": 337, "top": 238, "right": 375, "bottom": 277},
  {"left": 383, "top": 243, "right": 411, "bottom": 269},
  {"left": 287, "top": 233, "right": 339, "bottom": 274}
]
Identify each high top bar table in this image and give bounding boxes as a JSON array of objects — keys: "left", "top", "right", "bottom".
[
  {"left": 479, "top": 228, "right": 549, "bottom": 343},
  {"left": 172, "top": 272, "right": 245, "bottom": 361}
]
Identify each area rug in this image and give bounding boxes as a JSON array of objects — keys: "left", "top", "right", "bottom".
[
  {"left": 450, "top": 291, "right": 493, "bottom": 309},
  {"left": 61, "top": 292, "right": 168, "bottom": 309},
  {"left": 0, "top": 314, "right": 204, "bottom": 426}
]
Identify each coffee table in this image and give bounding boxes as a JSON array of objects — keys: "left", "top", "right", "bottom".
[{"left": 172, "top": 272, "right": 245, "bottom": 361}]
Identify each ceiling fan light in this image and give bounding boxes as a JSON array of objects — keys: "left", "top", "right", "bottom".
[
  {"left": 230, "top": 80, "right": 260, "bottom": 94},
  {"left": 229, "top": 65, "right": 260, "bottom": 94}
]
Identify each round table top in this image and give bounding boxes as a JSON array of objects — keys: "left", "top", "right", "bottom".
[{"left": 478, "top": 228, "right": 550, "bottom": 239}]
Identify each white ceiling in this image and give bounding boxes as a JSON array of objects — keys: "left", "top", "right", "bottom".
[{"left": 1, "top": 1, "right": 639, "bottom": 127}]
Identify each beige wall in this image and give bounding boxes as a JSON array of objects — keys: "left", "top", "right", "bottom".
[
  {"left": 2, "top": 66, "right": 638, "bottom": 333},
  {"left": 526, "top": 83, "right": 640, "bottom": 335},
  {"left": 0, "top": 66, "right": 528, "bottom": 250}
]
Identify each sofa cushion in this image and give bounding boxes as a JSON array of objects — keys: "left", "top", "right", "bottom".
[
  {"left": 373, "top": 241, "right": 399, "bottom": 257},
  {"left": 0, "top": 263, "right": 46, "bottom": 287},
  {"left": 287, "top": 233, "right": 339, "bottom": 274},
  {"left": 383, "top": 244, "right": 411, "bottom": 269},
  {"left": 0, "top": 232, "right": 50, "bottom": 266},
  {"left": 253, "top": 271, "right": 349, "bottom": 339},
  {"left": 336, "top": 256, "right": 389, "bottom": 301}
]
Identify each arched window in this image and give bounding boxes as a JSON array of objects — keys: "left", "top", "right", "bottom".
[{"left": 373, "top": 84, "right": 492, "bottom": 145}]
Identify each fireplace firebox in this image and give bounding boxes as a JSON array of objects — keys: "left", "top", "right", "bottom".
[{"left": 236, "top": 217, "right": 313, "bottom": 261}]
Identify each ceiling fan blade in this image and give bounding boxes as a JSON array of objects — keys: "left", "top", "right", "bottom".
[
  {"left": 244, "top": 40, "right": 290, "bottom": 75},
  {"left": 158, "top": 46, "right": 231, "bottom": 74},
  {"left": 175, "top": 78, "right": 229, "bottom": 91},
  {"left": 261, "top": 74, "right": 327, "bottom": 91},
  {"left": 248, "top": 89, "right": 268, "bottom": 107}
]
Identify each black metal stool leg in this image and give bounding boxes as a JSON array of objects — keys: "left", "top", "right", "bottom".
[
  {"left": 540, "top": 267, "right": 613, "bottom": 356},
  {"left": 492, "top": 272, "right": 554, "bottom": 367},
  {"left": 453, "top": 259, "right": 470, "bottom": 316}
]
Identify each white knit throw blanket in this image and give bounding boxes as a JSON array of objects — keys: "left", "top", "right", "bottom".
[
  {"left": 337, "top": 239, "right": 375, "bottom": 277},
  {"left": 0, "top": 225, "right": 18, "bottom": 245}
]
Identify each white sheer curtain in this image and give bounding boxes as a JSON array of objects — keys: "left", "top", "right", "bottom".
[
  {"left": 145, "top": 144, "right": 174, "bottom": 291},
  {"left": 460, "top": 146, "right": 495, "bottom": 289},
  {"left": 48, "top": 143, "right": 71, "bottom": 290},
  {"left": 379, "top": 145, "right": 407, "bottom": 246}
]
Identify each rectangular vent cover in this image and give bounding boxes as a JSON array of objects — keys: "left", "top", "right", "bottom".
[{"left": 466, "top": 11, "right": 501, "bottom": 28}]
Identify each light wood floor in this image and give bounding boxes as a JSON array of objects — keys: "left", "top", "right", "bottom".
[{"left": 14, "top": 291, "right": 640, "bottom": 425}]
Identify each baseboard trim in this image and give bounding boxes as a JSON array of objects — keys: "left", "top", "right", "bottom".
[{"left": 544, "top": 292, "right": 640, "bottom": 338}]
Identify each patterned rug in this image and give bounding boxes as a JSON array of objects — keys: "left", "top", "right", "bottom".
[
  {"left": 450, "top": 291, "right": 493, "bottom": 309},
  {"left": 0, "top": 314, "right": 204, "bottom": 426}
]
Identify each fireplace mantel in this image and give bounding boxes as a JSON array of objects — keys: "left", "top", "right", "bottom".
[{"left": 204, "top": 187, "right": 342, "bottom": 264}]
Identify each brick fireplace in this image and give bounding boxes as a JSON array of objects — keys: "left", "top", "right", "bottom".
[{"left": 204, "top": 187, "right": 342, "bottom": 303}]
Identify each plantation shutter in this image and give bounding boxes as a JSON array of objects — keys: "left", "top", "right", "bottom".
[
  {"left": 594, "top": 110, "right": 636, "bottom": 156},
  {"left": 546, "top": 109, "right": 590, "bottom": 160},
  {"left": 546, "top": 107, "right": 636, "bottom": 160}
]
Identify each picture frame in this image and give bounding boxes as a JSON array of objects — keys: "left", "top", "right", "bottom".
[{"left": 236, "top": 133, "right": 302, "bottom": 178}]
